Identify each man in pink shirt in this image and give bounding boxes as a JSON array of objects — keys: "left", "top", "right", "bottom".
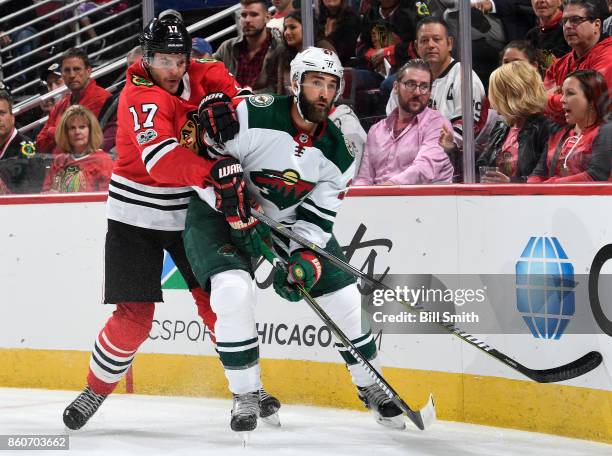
[{"left": 354, "top": 59, "right": 454, "bottom": 185}]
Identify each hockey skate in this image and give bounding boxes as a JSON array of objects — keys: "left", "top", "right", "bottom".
[
  {"left": 357, "top": 383, "right": 406, "bottom": 430},
  {"left": 63, "top": 386, "right": 107, "bottom": 430},
  {"left": 231, "top": 391, "right": 260, "bottom": 444},
  {"left": 259, "top": 388, "right": 281, "bottom": 427}
]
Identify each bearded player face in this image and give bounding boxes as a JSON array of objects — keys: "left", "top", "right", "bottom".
[{"left": 298, "top": 72, "right": 338, "bottom": 123}]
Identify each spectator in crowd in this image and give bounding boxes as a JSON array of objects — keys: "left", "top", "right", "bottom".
[
  {"left": 544, "top": 0, "right": 612, "bottom": 125},
  {"left": 529, "top": 69, "right": 611, "bottom": 182},
  {"left": 354, "top": 59, "right": 454, "bottom": 185},
  {"left": 214, "top": 0, "right": 283, "bottom": 93},
  {"left": 75, "top": 1, "right": 129, "bottom": 58},
  {"left": 526, "top": 0, "right": 571, "bottom": 70},
  {"left": 473, "top": 62, "right": 555, "bottom": 183},
  {"left": 0, "top": 89, "right": 47, "bottom": 193},
  {"left": 499, "top": 40, "right": 545, "bottom": 78},
  {"left": 268, "top": 0, "right": 297, "bottom": 32},
  {"left": 391, "top": 18, "right": 488, "bottom": 141},
  {"left": 471, "top": 0, "right": 536, "bottom": 42},
  {"left": 0, "top": 90, "right": 36, "bottom": 162},
  {"left": 442, "top": 1, "right": 507, "bottom": 88},
  {"left": 356, "top": 0, "right": 431, "bottom": 95},
  {"left": 500, "top": 40, "right": 541, "bottom": 67},
  {"left": 272, "top": 0, "right": 296, "bottom": 18},
  {"left": 39, "top": 63, "right": 66, "bottom": 117},
  {"left": 0, "top": 0, "right": 40, "bottom": 89},
  {"left": 276, "top": 11, "right": 335, "bottom": 94},
  {"left": 603, "top": 0, "right": 612, "bottom": 35},
  {"left": 41, "top": 63, "right": 65, "bottom": 93},
  {"left": 318, "top": 0, "right": 361, "bottom": 65},
  {"left": 36, "top": 48, "right": 113, "bottom": 154},
  {"left": 191, "top": 38, "right": 214, "bottom": 59},
  {"left": 42, "top": 105, "right": 113, "bottom": 193},
  {"left": 38, "top": 84, "right": 56, "bottom": 118}
]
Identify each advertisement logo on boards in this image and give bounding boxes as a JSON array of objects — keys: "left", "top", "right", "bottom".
[
  {"left": 515, "top": 237, "right": 576, "bottom": 339},
  {"left": 161, "top": 251, "right": 188, "bottom": 289}
]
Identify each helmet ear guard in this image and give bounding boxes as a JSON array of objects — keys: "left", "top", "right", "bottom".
[{"left": 289, "top": 47, "right": 345, "bottom": 122}]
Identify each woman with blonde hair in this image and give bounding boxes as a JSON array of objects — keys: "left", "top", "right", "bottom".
[
  {"left": 477, "top": 61, "right": 557, "bottom": 183},
  {"left": 43, "top": 105, "right": 113, "bottom": 192}
]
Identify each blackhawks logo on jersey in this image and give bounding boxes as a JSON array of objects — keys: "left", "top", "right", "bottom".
[
  {"left": 52, "top": 165, "right": 84, "bottom": 192},
  {"left": 179, "top": 110, "right": 204, "bottom": 154},
  {"left": 251, "top": 169, "right": 315, "bottom": 210}
]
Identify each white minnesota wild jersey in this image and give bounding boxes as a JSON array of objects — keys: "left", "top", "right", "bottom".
[{"left": 201, "top": 94, "right": 356, "bottom": 253}]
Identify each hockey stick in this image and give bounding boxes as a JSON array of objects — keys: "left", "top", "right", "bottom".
[
  {"left": 259, "top": 243, "right": 435, "bottom": 431},
  {"left": 252, "top": 210, "right": 603, "bottom": 384}
]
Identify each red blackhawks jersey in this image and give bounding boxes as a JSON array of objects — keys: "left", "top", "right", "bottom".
[
  {"left": 108, "top": 59, "right": 243, "bottom": 231},
  {"left": 43, "top": 150, "right": 114, "bottom": 192}
]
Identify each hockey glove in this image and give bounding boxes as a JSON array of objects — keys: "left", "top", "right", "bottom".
[
  {"left": 206, "top": 157, "right": 251, "bottom": 224},
  {"left": 229, "top": 201, "right": 271, "bottom": 258},
  {"left": 198, "top": 92, "right": 239, "bottom": 146},
  {"left": 273, "top": 250, "right": 322, "bottom": 302}
]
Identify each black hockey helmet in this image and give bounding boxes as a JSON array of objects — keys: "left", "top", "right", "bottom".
[{"left": 140, "top": 14, "right": 191, "bottom": 63}]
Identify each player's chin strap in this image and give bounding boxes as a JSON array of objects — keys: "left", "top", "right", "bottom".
[
  {"left": 258, "top": 241, "right": 435, "bottom": 431},
  {"left": 252, "top": 209, "right": 604, "bottom": 384}
]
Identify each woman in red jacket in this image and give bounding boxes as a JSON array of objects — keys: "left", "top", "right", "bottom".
[
  {"left": 528, "top": 69, "right": 611, "bottom": 183},
  {"left": 43, "top": 105, "right": 113, "bottom": 192}
]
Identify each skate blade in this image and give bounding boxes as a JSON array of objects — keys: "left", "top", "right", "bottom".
[
  {"left": 238, "top": 431, "right": 251, "bottom": 447},
  {"left": 418, "top": 394, "right": 437, "bottom": 429},
  {"left": 261, "top": 412, "right": 281, "bottom": 427},
  {"left": 375, "top": 413, "right": 407, "bottom": 430}
]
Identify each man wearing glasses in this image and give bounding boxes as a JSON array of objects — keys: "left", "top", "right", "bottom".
[
  {"left": 543, "top": 0, "right": 611, "bottom": 124},
  {"left": 354, "top": 59, "right": 454, "bottom": 185}
]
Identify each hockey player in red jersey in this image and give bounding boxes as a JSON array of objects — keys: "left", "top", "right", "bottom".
[{"left": 62, "top": 12, "right": 279, "bottom": 431}]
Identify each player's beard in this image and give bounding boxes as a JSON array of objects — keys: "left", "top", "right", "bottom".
[{"left": 298, "top": 92, "right": 332, "bottom": 123}]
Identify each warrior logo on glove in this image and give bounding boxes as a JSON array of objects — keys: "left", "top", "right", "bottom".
[{"left": 206, "top": 157, "right": 251, "bottom": 224}]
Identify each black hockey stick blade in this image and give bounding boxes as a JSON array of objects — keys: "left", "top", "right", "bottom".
[
  {"left": 252, "top": 210, "right": 604, "bottom": 384},
  {"left": 511, "top": 350, "right": 603, "bottom": 383}
]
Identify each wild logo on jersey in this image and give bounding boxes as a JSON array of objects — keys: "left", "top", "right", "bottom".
[
  {"left": 179, "top": 110, "right": 205, "bottom": 154},
  {"left": 251, "top": 169, "right": 315, "bottom": 210}
]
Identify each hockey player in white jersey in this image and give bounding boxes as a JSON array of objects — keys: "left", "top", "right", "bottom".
[{"left": 183, "top": 47, "right": 405, "bottom": 437}]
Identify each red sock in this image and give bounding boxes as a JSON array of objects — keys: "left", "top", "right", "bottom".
[
  {"left": 87, "top": 302, "right": 155, "bottom": 395},
  {"left": 192, "top": 287, "right": 217, "bottom": 344}
]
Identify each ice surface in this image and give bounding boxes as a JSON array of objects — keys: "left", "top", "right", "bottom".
[{"left": 0, "top": 388, "right": 609, "bottom": 456}]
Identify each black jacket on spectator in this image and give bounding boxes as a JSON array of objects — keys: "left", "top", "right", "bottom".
[
  {"left": 476, "top": 115, "right": 557, "bottom": 182},
  {"left": 0, "top": 131, "right": 49, "bottom": 193},
  {"left": 356, "top": 0, "right": 429, "bottom": 70},
  {"left": 526, "top": 14, "right": 571, "bottom": 69},
  {"left": 493, "top": 0, "right": 536, "bottom": 42},
  {"left": 318, "top": 9, "right": 361, "bottom": 66}
]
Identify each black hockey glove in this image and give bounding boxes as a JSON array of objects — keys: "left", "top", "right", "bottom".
[
  {"left": 206, "top": 157, "right": 251, "bottom": 224},
  {"left": 198, "top": 92, "right": 239, "bottom": 146}
]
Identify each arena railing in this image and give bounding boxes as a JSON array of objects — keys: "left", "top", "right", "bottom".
[{"left": 12, "top": 2, "right": 242, "bottom": 128}]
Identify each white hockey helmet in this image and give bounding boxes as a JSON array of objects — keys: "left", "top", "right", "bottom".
[{"left": 290, "top": 47, "right": 344, "bottom": 113}]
